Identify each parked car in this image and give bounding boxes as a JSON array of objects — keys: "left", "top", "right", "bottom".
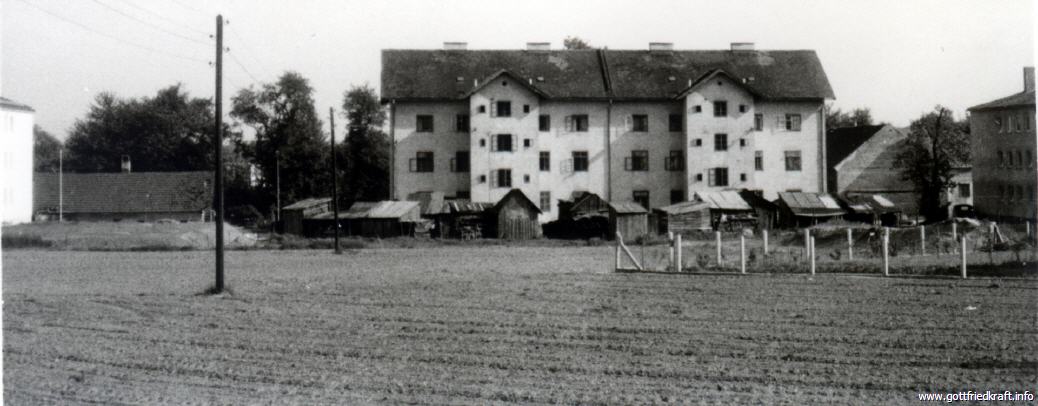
[{"left": 952, "top": 204, "right": 977, "bottom": 219}]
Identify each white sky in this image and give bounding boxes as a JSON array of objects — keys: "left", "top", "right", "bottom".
[{"left": 2, "top": 0, "right": 1035, "bottom": 140}]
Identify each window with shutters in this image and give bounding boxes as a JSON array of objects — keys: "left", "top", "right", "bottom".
[
  {"left": 669, "top": 114, "right": 683, "bottom": 132},
  {"left": 754, "top": 150, "right": 763, "bottom": 171},
  {"left": 784, "top": 150, "right": 802, "bottom": 171},
  {"left": 455, "top": 114, "right": 469, "bottom": 132},
  {"left": 713, "top": 101, "right": 727, "bottom": 117},
  {"left": 632, "top": 190, "right": 650, "bottom": 210},
  {"left": 539, "top": 191, "right": 551, "bottom": 211},
  {"left": 539, "top": 115, "right": 550, "bottom": 132},
  {"left": 416, "top": 115, "right": 434, "bottom": 132},
  {"left": 665, "top": 150, "right": 684, "bottom": 171},
  {"left": 566, "top": 114, "right": 589, "bottom": 132},
  {"left": 778, "top": 114, "right": 802, "bottom": 131},
  {"left": 708, "top": 167, "right": 729, "bottom": 186},
  {"left": 625, "top": 150, "right": 649, "bottom": 171},
  {"left": 493, "top": 101, "right": 512, "bottom": 117},
  {"left": 490, "top": 169, "right": 512, "bottom": 188},
  {"left": 410, "top": 151, "right": 434, "bottom": 172},
  {"left": 539, "top": 151, "right": 550, "bottom": 172},
  {"left": 714, "top": 133, "right": 728, "bottom": 151},
  {"left": 491, "top": 134, "right": 514, "bottom": 152},
  {"left": 754, "top": 114, "right": 764, "bottom": 131},
  {"left": 670, "top": 189, "right": 684, "bottom": 204},
  {"left": 451, "top": 151, "right": 469, "bottom": 172},
  {"left": 631, "top": 114, "right": 649, "bottom": 132},
  {"left": 572, "top": 151, "right": 589, "bottom": 172}
]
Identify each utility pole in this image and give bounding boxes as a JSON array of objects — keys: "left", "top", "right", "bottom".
[
  {"left": 329, "top": 107, "right": 341, "bottom": 254},
  {"left": 58, "top": 148, "right": 63, "bottom": 222},
  {"left": 275, "top": 149, "right": 281, "bottom": 223},
  {"left": 213, "top": 14, "right": 225, "bottom": 293}
]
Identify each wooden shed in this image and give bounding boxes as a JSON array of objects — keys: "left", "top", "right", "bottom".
[
  {"left": 654, "top": 201, "right": 711, "bottom": 236},
  {"left": 608, "top": 201, "right": 649, "bottom": 240},
  {"left": 282, "top": 197, "right": 331, "bottom": 235},
  {"left": 738, "top": 189, "right": 779, "bottom": 230},
  {"left": 557, "top": 192, "right": 610, "bottom": 221},
  {"left": 693, "top": 191, "right": 757, "bottom": 230},
  {"left": 838, "top": 193, "right": 901, "bottom": 226},
  {"left": 488, "top": 189, "right": 542, "bottom": 240},
  {"left": 775, "top": 192, "right": 847, "bottom": 228},
  {"left": 356, "top": 201, "right": 422, "bottom": 237},
  {"left": 429, "top": 200, "right": 495, "bottom": 239}
]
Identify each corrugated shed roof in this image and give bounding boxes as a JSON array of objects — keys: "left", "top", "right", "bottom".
[
  {"left": 382, "top": 49, "right": 834, "bottom": 101},
  {"left": 778, "top": 192, "right": 846, "bottom": 217},
  {"left": 0, "top": 97, "right": 34, "bottom": 112},
  {"left": 407, "top": 191, "right": 446, "bottom": 215},
  {"left": 839, "top": 194, "right": 901, "bottom": 215},
  {"left": 33, "top": 171, "right": 212, "bottom": 214},
  {"left": 655, "top": 201, "right": 710, "bottom": 215},
  {"left": 694, "top": 191, "right": 752, "bottom": 211},
  {"left": 367, "top": 201, "right": 421, "bottom": 219},
  {"left": 609, "top": 201, "right": 648, "bottom": 214},
  {"left": 283, "top": 197, "right": 331, "bottom": 210},
  {"left": 441, "top": 200, "right": 495, "bottom": 214},
  {"left": 336, "top": 201, "right": 380, "bottom": 219},
  {"left": 968, "top": 90, "right": 1035, "bottom": 111}
]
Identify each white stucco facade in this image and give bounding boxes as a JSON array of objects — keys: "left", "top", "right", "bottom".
[{"left": 1, "top": 100, "right": 35, "bottom": 224}]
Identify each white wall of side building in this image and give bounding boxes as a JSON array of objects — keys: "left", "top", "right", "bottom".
[
  {"left": 609, "top": 101, "right": 685, "bottom": 208},
  {"left": 392, "top": 102, "right": 470, "bottom": 200},
  {"left": 1, "top": 106, "right": 35, "bottom": 224}
]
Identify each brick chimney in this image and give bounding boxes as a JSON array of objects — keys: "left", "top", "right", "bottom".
[
  {"left": 121, "top": 155, "right": 131, "bottom": 173},
  {"left": 1024, "top": 67, "right": 1034, "bottom": 92}
]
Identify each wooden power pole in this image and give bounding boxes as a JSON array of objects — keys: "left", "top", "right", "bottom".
[
  {"left": 329, "top": 107, "right": 341, "bottom": 254},
  {"left": 213, "top": 14, "right": 225, "bottom": 293}
]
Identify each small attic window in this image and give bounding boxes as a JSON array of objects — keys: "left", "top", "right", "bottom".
[
  {"left": 694, "top": 105, "right": 702, "bottom": 113},
  {"left": 502, "top": 81, "right": 508, "bottom": 86},
  {"left": 717, "top": 81, "right": 723, "bottom": 86},
  {"left": 478, "top": 105, "right": 486, "bottom": 113},
  {"left": 739, "top": 104, "right": 747, "bottom": 113}
]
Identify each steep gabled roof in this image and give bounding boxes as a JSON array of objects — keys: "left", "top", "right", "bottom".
[
  {"left": 968, "top": 90, "right": 1035, "bottom": 111},
  {"left": 382, "top": 49, "right": 835, "bottom": 101},
  {"left": 674, "top": 69, "right": 761, "bottom": 99},
  {"left": 33, "top": 171, "right": 212, "bottom": 214},
  {"left": 493, "top": 189, "right": 542, "bottom": 214},
  {"left": 461, "top": 70, "right": 550, "bottom": 98},
  {"left": 0, "top": 97, "right": 34, "bottom": 112},
  {"left": 828, "top": 124, "right": 890, "bottom": 172}
]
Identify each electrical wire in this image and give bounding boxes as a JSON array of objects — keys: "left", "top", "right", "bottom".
[
  {"left": 107, "top": 0, "right": 209, "bottom": 36},
  {"left": 87, "top": 0, "right": 209, "bottom": 46}
]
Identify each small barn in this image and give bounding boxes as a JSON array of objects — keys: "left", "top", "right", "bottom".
[
  {"left": 557, "top": 192, "right": 610, "bottom": 220},
  {"left": 839, "top": 194, "right": 901, "bottom": 226},
  {"left": 738, "top": 189, "right": 779, "bottom": 230},
  {"left": 488, "top": 189, "right": 542, "bottom": 239},
  {"left": 545, "top": 192, "right": 610, "bottom": 239},
  {"left": 429, "top": 200, "right": 495, "bottom": 239},
  {"left": 775, "top": 192, "right": 847, "bottom": 228},
  {"left": 281, "top": 197, "right": 331, "bottom": 235},
  {"left": 608, "top": 201, "right": 649, "bottom": 240},
  {"left": 693, "top": 191, "right": 757, "bottom": 230},
  {"left": 654, "top": 201, "right": 711, "bottom": 236}
]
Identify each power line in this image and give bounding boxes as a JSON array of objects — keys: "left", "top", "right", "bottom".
[
  {"left": 107, "top": 0, "right": 209, "bottom": 36},
  {"left": 228, "top": 25, "right": 275, "bottom": 78},
  {"left": 228, "top": 51, "right": 260, "bottom": 83},
  {"left": 168, "top": 0, "right": 206, "bottom": 16},
  {"left": 13, "top": 0, "right": 207, "bottom": 63},
  {"left": 87, "top": 0, "right": 209, "bottom": 46}
]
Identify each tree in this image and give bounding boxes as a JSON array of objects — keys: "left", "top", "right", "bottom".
[
  {"left": 339, "top": 84, "right": 390, "bottom": 202},
  {"left": 64, "top": 85, "right": 217, "bottom": 173},
  {"left": 33, "top": 125, "right": 62, "bottom": 173},
  {"left": 230, "top": 71, "right": 328, "bottom": 211},
  {"left": 894, "top": 106, "right": 970, "bottom": 221},
  {"left": 825, "top": 106, "right": 874, "bottom": 130},
  {"left": 563, "top": 36, "right": 592, "bottom": 50}
]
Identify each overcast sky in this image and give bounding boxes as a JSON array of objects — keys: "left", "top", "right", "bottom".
[{"left": 2, "top": 0, "right": 1035, "bottom": 139}]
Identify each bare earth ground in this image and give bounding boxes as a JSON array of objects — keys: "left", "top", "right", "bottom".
[{"left": 3, "top": 247, "right": 1037, "bottom": 405}]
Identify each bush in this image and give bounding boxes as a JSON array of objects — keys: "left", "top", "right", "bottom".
[{"left": 2, "top": 233, "right": 52, "bottom": 249}]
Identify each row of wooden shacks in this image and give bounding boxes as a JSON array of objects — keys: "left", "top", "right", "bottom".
[{"left": 281, "top": 189, "right": 903, "bottom": 240}]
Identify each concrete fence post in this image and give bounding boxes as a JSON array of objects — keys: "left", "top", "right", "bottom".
[
  {"left": 952, "top": 221, "right": 957, "bottom": 242},
  {"left": 920, "top": 225, "right": 926, "bottom": 256},
  {"left": 668, "top": 232, "right": 675, "bottom": 271},
  {"left": 716, "top": 231, "right": 722, "bottom": 266},
  {"left": 809, "top": 236, "right": 816, "bottom": 276},
  {"left": 804, "top": 229, "right": 810, "bottom": 262},
  {"left": 763, "top": 229, "right": 769, "bottom": 256},
  {"left": 615, "top": 235, "right": 622, "bottom": 271},
  {"left": 847, "top": 228, "right": 853, "bottom": 260},
  {"left": 882, "top": 228, "right": 890, "bottom": 277},
  {"left": 989, "top": 222, "right": 996, "bottom": 264},
  {"left": 961, "top": 236, "right": 967, "bottom": 279},
  {"left": 675, "top": 234, "right": 682, "bottom": 272},
  {"left": 740, "top": 233, "right": 746, "bottom": 274}
]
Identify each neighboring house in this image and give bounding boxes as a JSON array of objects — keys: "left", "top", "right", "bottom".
[
  {"left": 1, "top": 97, "right": 35, "bottom": 224},
  {"left": 382, "top": 42, "right": 835, "bottom": 222},
  {"left": 968, "top": 67, "right": 1037, "bottom": 221},
  {"left": 33, "top": 171, "right": 213, "bottom": 221}
]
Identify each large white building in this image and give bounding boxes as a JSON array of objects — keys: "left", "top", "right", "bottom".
[
  {"left": 381, "top": 42, "right": 834, "bottom": 221},
  {"left": 1, "top": 97, "right": 35, "bottom": 224}
]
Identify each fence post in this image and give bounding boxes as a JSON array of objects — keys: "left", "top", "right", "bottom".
[
  {"left": 804, "top": 229, "right": 810, "bottom": 262},
  {"left": 960, "top": 236, "right": 967, "bottom": 279},
  {"left": 740, "top": 233, "right": 746, "bottom": 274},
  {"left": 615, "top": 234, "right": 622, "bottom": 271},
  {"left": 763, "top": 229, "right": 769, "bottom": 256},
  {"left": 989, "top": 222, "right": 996, "bottom": 264},
  {"left": 716, "top": 230, "right": 722, "bottom": 267},
  {"left": 667, "top": 232, "right": 675, "bottom": 271},
  {"left": 675, "top": 234, "right": 683, "bottom": 272},
  {"left": 809, "top": 236, "right": 816, "bottom": 276},
  {"left": 952, "top": 221, "right": 957, "bottom": 242},
  {"left": 882, "top": 227, "right": 890, "bottom": 276},
  {"left": 847, "top": 228, "right": 853, "bottom": 260},
  {"left": 920, "top": 225, "right": 926, "bottom": 256}
]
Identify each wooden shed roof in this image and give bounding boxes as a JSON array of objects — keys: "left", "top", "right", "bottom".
[
  {"left": 609, "top": 201, "right": 648, "bottom": 214},
  {"left": 694, "top": 191, "right": 752, "bottom": 211}
]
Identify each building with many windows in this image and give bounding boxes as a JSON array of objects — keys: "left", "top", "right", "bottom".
[
  {"left": 968, "top": 67, "right": 1036, "bottom": 221},
  {"left": 381, "top": 42, "right": 834, "bottom": 221}
]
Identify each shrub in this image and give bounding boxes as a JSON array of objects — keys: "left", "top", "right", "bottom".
[{"left": 1, "top": 233, "right": 52, "bottom": 249}]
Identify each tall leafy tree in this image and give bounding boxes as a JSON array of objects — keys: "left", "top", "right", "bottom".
[
  {"left": 33, "top": 125, "right": 62, "bottom": 173},
  {"left": 894, "top": 106, "right": 970, "bottom": 220},
  {"left": 339, "top": 84, "right": 390, "bottom": 202},
  {"left": 563, "top": 36, "right": 592, "bottom": 50},
  {"left": 64, "top": 85, "right": 217, "bottom": 173},
  {"left": 825, "top": 106, "right": 874, "bottom": 130},
  {"left": 230, "top": 71, "right": 328, "bottom": 210}
]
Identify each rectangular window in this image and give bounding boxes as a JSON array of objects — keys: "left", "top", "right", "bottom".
[
  {"left": 1016, "top": 114, "right": 1023, "bottom": 131},
  {"left": 572, "top": 151, "right": 589, "bottom": 172},
  {"left": 739, "top": 104, "right": 747, "bottom": 113},
  {"left": 784, "top": 114, "right": 802, "bottom": 131},
  {"left": 669, "top": 114, "right": 683, "bottom": 132},
  {"left": 713, "top": 101, "right": 727, "bottom": 117},
  {"left": 625, "top": 150, "right": 649, "bottom": 171},
  {"left": 714, "top": 133, "right": 728, "bottom": 151},
  {"left": 539, "top": 151, "right": 550, "bottom": 172},
  {"left": 695, "top": 173, "right": 703, "bottom": 182},
  {"left": 740, "top": 173, "right": 747, "bottom": 182},
  {"left": 416, "top": 115, "right": 434, "bottom": 132},
  {"left": 1027, "top": 150, "right": 1033, "bottom": 168},
  {"left": 451, "top": 151, "right": 470, "bottom": 172},
  {"left": 958, "top": 183, "right": 971, "bottom": 198},
  {"left": 666, "top": 150, "right": 685, "bottom": 171},
  {"left": 754, "top": 114, "right": 764, "bottom": 131},
  {"left": 995, "top": 116, "right": 1003, "bottom": 133},
  {"left": 694, "top": 105, "right": 702, "bottom": 113},
  {"left": 693, "top": 138, "right": 702, "bottom": 147},
  {"left": 539, "top": 115, "right": 550, "bottom": 132},
  {"left": 632, "top": 190, "right": 650, "bottom": 210},
  {"left": 492, "top": 169, "right": 512, "bottom": 188},
  {"left": 632, "top": 114, "right": 649, "bottom": 132},
  {"left": 478, "top": 105, "right": 486, "bottom": 114},
  {"left": 492, "top": 134, "right": 514, "bottom": 152},
  {"left": 523, "top": 174, "right": 530, "bottom": 183},
  {"left": 708, "top": 167, "right": 729, "bottom": 187},
  {"left": 523, "top": 138, "right": 531, "bottom": 148},
  {"left": 455, "top": 114, "right": 469, "bottom": 132},
  {"left": 566, "top": 114, "right": 589, "bottom": 132},
  {"left": 539, "top": 191, "right": 551, "bottom": 211},
  {"left": 523, "top": 104, "right": 530, "bottom": 114},
  {"left": 670, "top": 189, "right": 684, "bottom": 204},
  {"left": 410, "top": 151, "right": 434, "bottom": 172},
  {"left": 784, "top": 150, "right": 802, "bottom": 171},
  {"left": 494, "top": 101, "right": 512, "bottom": 117},
  {"left": 998, "top": 150, "right": 1005, "bottom": 167},
  {"left": 754, "top": 150, "right": 763, "bottom": 171}
]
